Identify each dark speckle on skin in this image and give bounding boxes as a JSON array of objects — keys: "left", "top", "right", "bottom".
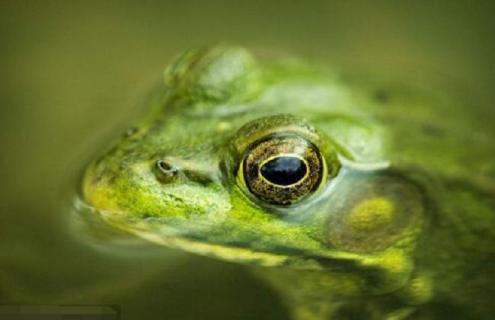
[
  {"left": 108, "top": 174, "right": 117, "bottom": 184},
  {"left": 373, "top": 89, "right": 390, "bottom": 104},
  {"left": 91, "top": 167, "right": 117, "bottom": 185},
  {"left": 422, "top": 123, "right": 445, "bottom": 137}
]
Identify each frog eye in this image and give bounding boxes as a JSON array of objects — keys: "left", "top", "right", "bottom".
[{"left": 240, "top": 134, "right": 325, "bottom": 206}]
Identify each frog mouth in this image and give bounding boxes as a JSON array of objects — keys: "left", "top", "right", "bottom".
[
  {"left": 114, "top": 221, "right": 366, "bottom": 272},
  {"left": 82, "top": 204, "right": 414, "bottom": 295},
  {"left": 91, "top": 207, "right": 381, "bottom": 269},
  {"left": 86, "top": 203, "right": 412, "bottom": 292}
]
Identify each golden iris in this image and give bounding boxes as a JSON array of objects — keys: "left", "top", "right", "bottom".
[{"left": 241, "top": 134, "right": 324, "bottom": 205}]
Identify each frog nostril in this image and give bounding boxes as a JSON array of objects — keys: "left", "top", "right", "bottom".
[
  {"left": 155, "top": 159, "right": 179, "bottom": 182},
  {"left": 154, "top": 158, "right": 219, "bottom": 185}
]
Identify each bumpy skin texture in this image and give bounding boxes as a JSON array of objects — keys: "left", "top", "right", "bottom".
[{"left": 82, "top": 46, "right": 495, "bottom": 319}]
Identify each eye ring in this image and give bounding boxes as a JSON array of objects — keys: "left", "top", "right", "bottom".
[{"left": 239, "top": 134, "right": 326, "bottom": 206}]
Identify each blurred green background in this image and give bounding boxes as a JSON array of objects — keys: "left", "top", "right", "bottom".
[{"left": 1, "top": 1, "right": 494, "bottom": 319}]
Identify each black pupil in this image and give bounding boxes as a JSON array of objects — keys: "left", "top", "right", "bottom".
[{"left": 260, "top": 156, "right": 307, "bottom": 186}]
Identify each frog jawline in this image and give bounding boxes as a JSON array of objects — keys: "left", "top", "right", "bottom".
[
  {"left": 111, "top": 219, "right": 335, "bottom": 269},
  {"left": 84, "top": 204, "right": 302, "bottom": 267},
  {"left": 92, "top": 208, "right": 361, "bottom": 270}
]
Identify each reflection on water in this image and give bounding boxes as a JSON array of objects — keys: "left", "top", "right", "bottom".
[
  {"left": 1, "top": 192, "right": 287, "bottom": 319},
  {"left": 1, "top": 1, "right": 494, "bottom": 319}
]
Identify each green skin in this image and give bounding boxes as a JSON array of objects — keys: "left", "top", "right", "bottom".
[{"left": 82, "top": 46, "right": 495, "bottom": 319}]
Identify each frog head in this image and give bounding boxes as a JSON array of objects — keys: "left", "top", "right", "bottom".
[{"left": 82, "top": 46, "right": 427, "bottom": 298}]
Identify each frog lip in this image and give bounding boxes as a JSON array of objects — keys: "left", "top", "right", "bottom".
[
  {"left": 88, "top": 208, "right": 359, "bottom": 269},
  {"left": 86, "top": 204, "right": 361, "bottom": 269}
]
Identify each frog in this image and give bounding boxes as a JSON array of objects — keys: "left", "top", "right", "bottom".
[{"left": 81, "top": 46, "right": 495, "bottom": 319}]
